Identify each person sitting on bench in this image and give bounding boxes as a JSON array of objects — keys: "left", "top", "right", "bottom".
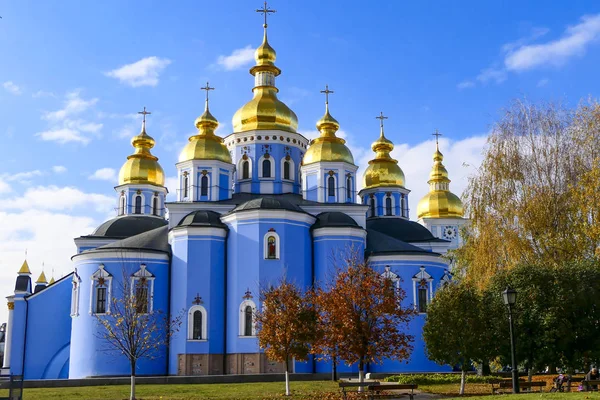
[{"left": 585, "top": 367, "right": 599, "bottom": 391}]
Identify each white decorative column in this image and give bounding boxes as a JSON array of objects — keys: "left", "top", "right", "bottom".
[{"left": 2, "top": 300, "right": 14, "bottom": 371}]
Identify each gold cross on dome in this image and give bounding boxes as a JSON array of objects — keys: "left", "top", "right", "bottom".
[
  {"left": 138, "top": 107, "right": 151, "bottom": 123},
  {"left": 320, "top": 84, "right": 334, "bottom": 105},
  {"left": 201, "top": 81, "right": 215, "bottom": 103},
  {"left": 376, "top": 111, "right": 388, "bottom": 128},
  {"left": 256, "top": 1, "right": 276, "bottom": 28},
  {"left": 432, "top": 129, "right": 442, "bottom": 145}
]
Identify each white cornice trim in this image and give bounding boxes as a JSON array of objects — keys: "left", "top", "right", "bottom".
[
  {"left": 114, "top": 183, "right": 168, "bottom": 193},
  {"left": 169, "top": 227, "right": 227, "bottom": 240},
  {"left": 368, "top": 254, "right": 448, "bottom": 265},
  {"left": 223, "top": 130, "right": 310, "bottom": 151},
  {"left": 221, "top": 209, "right": 316, "bottom": 225},
  {"left": 358, "top": 186, "right": 411, "bottom": 196},
  {"left": 72, "top": 250, "right": 170, "bottom": 262},
  {"left": 175, "top": 159, "right": 234, "bottom": 169},
  {"left": 312, "top": 227, "right": 367, "bottom": 239}
]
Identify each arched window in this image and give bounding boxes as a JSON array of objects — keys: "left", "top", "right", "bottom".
[
  {"left": 264, "top": 232, "right": 280, "bottom": 260},
  {"left": 119, "top": 196, "right": 125, "bottom": 216},
  {"left": 262, "top": 159, "right": 271, "bottom": 178},
  {"left": 200, "top": 175, "right": 208, "bottom": 197},
  {"left": 183, "top": 175, "right": 189, "bottom": 198},
  {"left": 370, "top": 197, "right": 376, "bottom": 217},
  {"left": 418, "top": 287, "right": 428, "bottom": 313},
  {"left": 328, "top": 176, "right": 335, "bottom": 197},
  {"left": 242, "top": 160, "right": 250, "bottom": 180},
  {"left": 134, "top": 195, "right": 142, "bottom": 214},
  {"left": 346, "top": 176, "right": 352, "bottom": 200},
  {"left": 71, "top": 271, "right": 81, "bottom": 317},
  {"left": 239, "top": 299, "right": 257, "bottom": 337},
  {"left": 152, "top": 196, "right": 158, "bottom": 216},
  {"left": 188, "top": 305, "right": 208, "bottom": 341},
  {"left": 386, "top": 196, "right": 392, "bottom": 216},
  {"left": 244, "top": 305, "right": 253, "bottom": 336},
  {"left": 283, "top": 161, "right": 290, "bottom": 180},
  {"left": 135, "top": 279, "right": 149, "bottom": 314},
  {"left": 401, "top": 194, "right": 406, "bottom": 217},
  {"left": 90, "top": 265, "right": 112, "bottom": 314},
  {"left": 412, "top": 266, "right": 433, "bottom": 314}
]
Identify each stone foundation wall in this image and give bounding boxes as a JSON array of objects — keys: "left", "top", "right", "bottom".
[
  {"left": 225, "top": 353, "right": 291, "bottom": 374},
  {"left": 177, "top": 354, "right": 224, "bottom": 375}
]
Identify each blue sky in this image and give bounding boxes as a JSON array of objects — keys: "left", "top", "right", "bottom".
[{"left": 1, "top": 0, "right": 600, "bottom": 322}]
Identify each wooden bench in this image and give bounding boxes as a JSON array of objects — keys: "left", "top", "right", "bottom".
[
  {"left": 368, "top": 383, "right": 418, "bottom": 400},
  {"left": 563, "top": 377, "right": 584, "bottom": 392},
  {"left": 582, "top": 379, "right": 600, "bottom": 391},
  {"left": 520, "top": 381, "right": 546, "bottom": 392},
  {"left": 339, "top": 381, "right": 377, "bottom": 399},
  {"left": 0, "top": 374, "right": 23, "bottom": 400},
  {"left": 492, "top": 380, "right": 546, "bottom": 394}
]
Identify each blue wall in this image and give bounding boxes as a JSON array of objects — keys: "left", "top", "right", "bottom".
[
  {"left": 24, "top": 277, "right": 73, "bottom": 379},
  {"left": 69, "top": 256, "right": 170, "bottom": 378}
]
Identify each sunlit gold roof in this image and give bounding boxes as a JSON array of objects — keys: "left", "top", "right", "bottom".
[
  {"left": 18, "top": 259, "right": 31, "bottom": 275},
  {"left": 36, "top": 271, "right": 48, "bottom": 284},
  {"left": 179, "top": 85, "right": 232, "bottom": 164},
  {"left": 363, "top": 115, "right": 405, "bottom": 189},
  {"left": 49, "top": 276, "right": 55, "bottom": 284},
  {"left": 232, "top": 25, "right": 298, "bottom": 133},
  {"left": 303, "top": 101, "right": 354, "bottom": 165},
  {"left": 118, "top": 117, "right": 165, "bottom": 186},
  {"left": 417, "top": 140, "right": 464, "bottom": 219}
]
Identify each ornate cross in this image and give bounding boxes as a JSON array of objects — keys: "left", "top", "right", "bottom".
[
  {"left": 376, "top": 111, "right": 388, "bottom": 129},
  {"left": 432, "top": 129, "right": 442, "bottom": 145},
  {"left": 138, "top": 107, "right": 151, "bottom": 124},
  {"left": 256, "top": 1, "right": 276, "bottom": 28},
  {"left": 193, "top": 293, "right": 203, "bottom": 305},
  {"left": 320, "top": 84, "right": 334, "bottom": 105},
  {"left": 201, "top": 81, "right": 215, "bottom": 103}
]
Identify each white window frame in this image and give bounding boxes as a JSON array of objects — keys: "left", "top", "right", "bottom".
[
  {"left": 90, "top": 264, "right": 112, "bottom": 315},
  {"left": 71, "top": 269, "right": 81, "bottom": 317},
  {"left": 401, "top": 194, "right": 407, "bottom": 217},
  {"left": 130, "top": 264, "right": 155, "bottom": 314},
  {"left": 119, "top": 195, "right": 126, "bottom": 216},
  {"left": 263, "top": 231, "right": 281, "bottom": 260},
  {"left": 369, "top": 195, "right": 378, "bottom": 217},
  {"left": 384, "top": 194, "right": 396, "bottom": 217},
  {"left": 238, "top": 157, "right": 253, "bottom": 181},
  {"left": 199, "top": 173, "right": 210, "bottom": 199},
  {"left": 440, "top": 270, "right": 453, "bottom": 287},
  {"left": 182, "top": 174, "right": 190, "bottom": 199},
  {"left": 151, "top": 194, "right": 160, "bottom": 216},
  {"left": 280, "top": 157, "right": 295, "bottom": 181},
  {"left": 258, "top": 155, "right": 275, "bottom": 179},
  {"left": 133, "top": 194, "right": 144, "bottom": 215},
  {"left": 412, "top": 266, "right": 433, "bottom": 314},
  {"left": 239, "top": 299, "right": 257, "bottom": 337},
  {"left": 346, "top": 175, "right": 353, "bottom": 201},
  {"left": 188, "top": 305, "right": 208, "bottom": 341},
  {"left": 381, "top": 265, "right": 400, "bottom": 290}
]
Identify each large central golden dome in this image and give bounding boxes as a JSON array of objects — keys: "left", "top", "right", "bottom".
[
  {"left": 232, "top": 29, "right": 298, "bottom": 133},
  {"left": 363, "top": 122, "right": 405, "bottom": 189},
  {"left": 118, "top": 120, "right": 165, "bottom": 186},
  {"left": 303, "top": 104, "right": 354, "bottom": 165},
  {"left": 180, "top": 93, "right": 232, "bottom": 164},
  {"left": 417, "top": 144, "right": 464, "bottom": 219}
]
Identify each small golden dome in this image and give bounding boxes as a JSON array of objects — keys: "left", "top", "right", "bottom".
[
  {"left": 179, "top": 98, "right": 232, "bottom": 164},
  {"left": 36, "top": 271, "right": 48, "bottom": 284},
  {"left": 417, "top": 142, "right": 464, "bottom": 219},
  {"left": 49, "top": 276, "right": 55, "bottom": 285},
  {"left": 303, "top": 105, "right": 354, "bottom": 165},
  {"left": 363, "top": 120, "right": 405, "bottom": 189},
  {"left": 18, "top": 259, "right": 31, "bottom": 275},
  {"left": 118, "top": 119, "right": 165, "bottom": 186},
  {"left": 232, "top": 29, "right": 298, "bottom": 133}
]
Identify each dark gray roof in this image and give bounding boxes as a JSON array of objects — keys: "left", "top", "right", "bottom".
[
  {"left": 89, "top": 216, "right": 168, "bottom": 239},
  {"left": 229, "top": 197, "right": 305, "bottom": 213},
  {"left": 312, "top": 212, "right": 360, "bottom": 230},
  {"left": 366, "top": 229, "right": 437, "bottom": 256},
  {"left": 93, "top": 225, "right": 170, "bottom": 255},
  {"left": 177, "top": 210, "right": 228, "bottom": 229},
  {"left": 366, "top": 217, "right": 448, "bottom": 243},
  {"left": 15, "top": 275, "right": 31, "bottom": 292}
]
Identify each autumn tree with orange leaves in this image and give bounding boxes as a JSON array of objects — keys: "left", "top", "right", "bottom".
[
  {"left": 255, "top": 279, "right": 317, "bottom": 396},
  {"left": 314, "top": 254, "right": 415, "bottom": 384}
]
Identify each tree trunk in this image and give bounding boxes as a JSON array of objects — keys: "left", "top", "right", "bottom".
[
  {"left": 332, "top": 356, "right": 338, "bottom": 382},
  {"left": 528, "top": 368, "right": 533, "bottom": 383},
  {"left": 130, "top": 360, "right": 136, "bottom": 400},
  {"left": 460, "top": 369, "right": 467, "bottom": 395},
  {"left": 358, "top": 360, "right": 365, "bottom": 392},
  {"left": 285, "top": 364, "right": 290, "bottom": 396}
]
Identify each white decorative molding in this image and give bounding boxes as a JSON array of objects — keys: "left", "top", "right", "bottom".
[
  {"left": 188, "top": 305, "right": 208, "bottom": 341},
  {"left": 130, "top": 264, "right": 155, "bottom": 313},
  {"left": 263, "top": 231, "right": 281, "bottom": 260},
  {"left": 239, "top": 299, "right": 257, "bottom": 337},
  {"left": 90, "top": 264, "right": 112, "bottom": 315}
]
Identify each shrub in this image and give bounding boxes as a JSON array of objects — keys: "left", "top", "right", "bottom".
[{"left": 384, "top": 373, "right": 503, "bottom": 385}]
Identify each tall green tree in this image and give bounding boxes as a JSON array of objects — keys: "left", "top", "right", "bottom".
[{"left": 423, "top": 281, "right": 491, "bottom": 394}]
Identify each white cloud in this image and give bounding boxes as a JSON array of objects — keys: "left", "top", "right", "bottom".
[
  {"left": 537, "top": 78, "right": 549, "bottom": 87},
  {"left": 0, "top": 185, "right": 114, "bottom": 213},
  {"left": 53, "top": 166, "right": 67, "bottom": 173},
  {"left": 44, "top": 90, "right": 98, "bottom": 121},
  {"left": 457, "top": 80, "right": 475, "bottom": 90},
  {"left": 216, "top": 46, "right": 255, "bottom": 70},
  {"left": 89, "top": 168, "right": 117, "bottom": 181},
  {"left": 36, "top": 127, "right": 90, "bottom": 145},
  {"left": 4, "top": 170, "right": 43, "bottom": 182},
  {"left": 476, "top": 67, "right": 507, "bottom": 84},
  {"left": 3, "top": 81, "right": 22, "bottom": 95},
  {"left": 105, "top": 56, "right": 172, "bottom": 87},
  {"left": 502, "top": 27, "right": 550, "bottom": 53},
  {"left": 505, "top": 14, "right": 600, "bottom": 71},
  {"left": 0, "top": 179, "right": 11, "bottom": 194},
  {"left": 32, "top": 90, "right": 56, "bottom": 99},
  {"left": 165, "top": 176, "right": 179, "bottom": 202}
]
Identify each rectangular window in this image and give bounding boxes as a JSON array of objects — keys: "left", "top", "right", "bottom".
[
  {"left": 71, "top": 283, "right": 80, "bottom": 316},
  {"left": 135, "top": 283, "right": 148, "bottom": 314},
  {"left": 418, "top": 288, "right": 428, "bottom": 313},
  {"left": 96, "top": 287, "right": 107, "bottom": 314}
]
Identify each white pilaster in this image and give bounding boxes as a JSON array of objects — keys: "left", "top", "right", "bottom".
[{"left": 2, "top": 299, "right": 14, "bottom": 370}]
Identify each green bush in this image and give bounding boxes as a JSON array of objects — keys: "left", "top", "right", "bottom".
[{"left": 384, "top": 373, "right": 504, "bottom": 385}]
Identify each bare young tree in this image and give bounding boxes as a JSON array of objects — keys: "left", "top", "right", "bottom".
[{"left": 94, "top": 267, "right": 182, "bottom": 400}]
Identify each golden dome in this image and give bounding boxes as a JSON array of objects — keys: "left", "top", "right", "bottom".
[
  {"left": 232, "top": 29, "right": 298, "bottom": 133},
  {"left": 363, "top": 118, "right": 405, "bottom": 189},
  {"left": 179, "top": 93, "right": 232, "bottom": 164},
  {"left": 36, "top": 271, "right": 48, "bottom": 284},
  {"left": 417, "top": 142, "right": 464, "bottom": 219},
  {"left": 18, "top": 259, "right": 31, "bottom": 274},
  {"left": 118, "top": 119, "right": 165, "bottom": 186},
  {"left": 303, "top": 104, "right": 354, "bottom": 165}
]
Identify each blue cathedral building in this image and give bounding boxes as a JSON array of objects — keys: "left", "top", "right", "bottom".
[{"left": 1, "top": 16, "right": 467, "bottom": 380}]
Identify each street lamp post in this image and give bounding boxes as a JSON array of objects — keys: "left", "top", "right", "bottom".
[{"left": 502, "top": 287, "right": 519, "bottom": 394}]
